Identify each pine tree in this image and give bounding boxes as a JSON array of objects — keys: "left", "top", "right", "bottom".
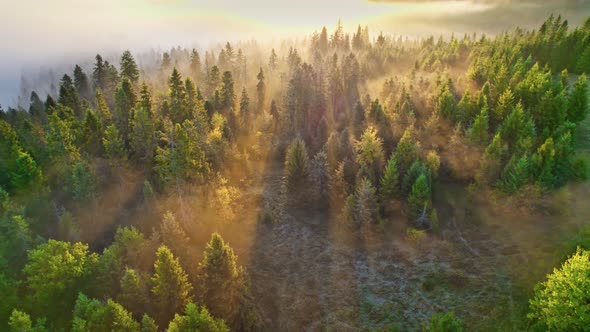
[
  {"left": 93, "top": 54, "right": 107, "bottom": 92},
  {"left": 169, "top": 68, "right": 188, "bottom": 123},
  {"left": 220, "top": 71, "right": 235, "bottom": 110},
  {"left": 117, "top": 267, "right": 147, "bottom": 318},
  {"left": 120, "top": 50, "right": 139, "bottom": 83},
  {"left": 58, "top": 74, "right": 81, "bottom": 116},
  {"left": 10, "top": 151, "right": 42, "bottom": 192},
  {"left": 466, "top": 103, "right": 489, "bottom": 145},
  {"left": 269, "top": 49, "right": 278, "bottom": 71},
  {"left": 95, "top": 89, "right": 112, "bottom": 127},
  {"left": 255, "top": 68, "right": 266, "bottom": 115},
  {"left": 103, "top": 125, "right": 127, "bottom": 162},
  {"left": 394, "top": 127, "right": 419, "bottom": 177},
  {"left": 567, "top": 74, "right": 588, "bottom": 123},
  {"left": 285, "top": 137, "right": 310, "bottom": 194},
  {"left": 190, "top": 49, "right": 202, "bottom": 82},
  {"left": 141, "top": 314, "right": 158, "bottom": 332},
  {"left": 114, "top": 77, "right": 137, "bottom": 142},
  {"left": 354, "top": 126, "right": 384, "bottom": 184},
  {"left": 197, "top": 233, "right": 242, "bottom": 325},
  {"left": 135, "top": 83, "right": 152, "bottom": 116},
  {"left": 407, "top": 174, "right": 431, "bottom": 226},
  {"left": 80, "top": 109, "right": 102, "bottom": 155},
  {"left": 73, "top": 65, "right": 92, "bottom": 101},
  {"left": 23, "top": 240, "right": 98, "bottom": 327},
  {"left": 239, "top": 88, "right": 250, "bottom": 130},
  {"left": 356, "top": 178, "right": 379, "bottom": 224},
  {"left": 497, "top": 154, "right": 530, "bottom": 193},
  {"left": 167, "top": 303, "right": 229, "bottom": 332},
  {"left": 151, "top": 245, "right": 193, "bottom": 326},
  {"left": 380, "top": 153, "right": 400, "bottom": 200},
  {"left": 130, "top": 105, "right": 155, "bottom": 164}
]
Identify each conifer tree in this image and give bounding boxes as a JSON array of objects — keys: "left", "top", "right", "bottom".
[
  {"left": 73, "top": 65, "right": 92, "bottom": 101},
  {"left": 93, "top": 54, "right": 107, "bottom": 92},
  {"left": 103, "top": 125, "right": 127, "bottom": 162},
  {"left": 120, "top": 50, "right": 140, "bottom": 83},
  {"left": 256, "top": 68, "right": 266, "bottom": 114},
  {"left": 466, "top": 103, "right": 489, "bottom": 145},
  {"left": 167, "top": 303, "right": 229, "bottom": 332},
  {"left": 354, "top": 126, "right": 384, "bottom": 184},
  {"left": 58, "top": 74, "right": 81, "bottom": 116},
  {"left": 95, "top": 89, "right": 112, "bottom": 127},
  {"left": 407, "top": 174, "right": 431, "bottom": 225},
  {"left": 169, "top": 68, "right": 188, "bottom": 123},
  {"left": 197, "top": 233, "right": 242, "bottom": 325},
  {"left": 285, "top": 137, "right": 310, "bottom": 194},
  {"left": 380, "top": 153, "right": 400, "bottom": 200},
  {"left": 114, "top": 77, "right": 137, "bottom": 142},
  {"left": 239, "top": 88, "right": 250, "bottom": 130},
  {"left": 190, "top": 49, "right": 202, "bottom": 82},
  {"left": 567, "top": 74, "right": 588, "bottom": 123},
  {"left": 151, "top": 245, "right": 193, "bottom": 326},
  {"left": 130, "top": 104, "right": 155, "bottom": 164}
]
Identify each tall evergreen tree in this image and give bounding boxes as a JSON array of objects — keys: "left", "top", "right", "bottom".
[
  {"left": 151, "top": 245, "right": 193, "bottom": 326},
  {"left": 120, "top": 50, "right": 140, "bottom": 83},
  {"left": 256, "top": 68, "right": 266, "bottom": 114}
]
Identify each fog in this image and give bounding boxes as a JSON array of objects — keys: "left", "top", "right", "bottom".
[{"left": 1, "top": 0, "right": 589, "bottom": 107}]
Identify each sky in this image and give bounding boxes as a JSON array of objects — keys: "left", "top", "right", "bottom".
[{"left": 1, "top": 0, "right": 589, "bottom": 107}]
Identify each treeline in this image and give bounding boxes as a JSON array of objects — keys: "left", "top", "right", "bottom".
[{"left": 0, "top": 15, "right": 588, "bottom": 330}]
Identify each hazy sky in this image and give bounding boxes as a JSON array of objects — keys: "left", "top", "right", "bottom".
[{"left": 1, "top": 0, "right": 589, "bottom": 106}]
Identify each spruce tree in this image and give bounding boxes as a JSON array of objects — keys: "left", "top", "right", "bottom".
[
  {"left": 567, "top": 74, "right": 588, "bottom": 123},
  {"left": 151, "top": 245, "right": 193, "bottom": 326},
  {"left": 120, "top": 50, "right": 139, "bottom": 83},
  {"left": 380, "top": 153, "right": 400, "bottom": 200},
  {"left": 256, "top": 68, "right": 266, "bottom": 113}
]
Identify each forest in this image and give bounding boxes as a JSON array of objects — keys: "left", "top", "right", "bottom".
[{"left": 1, "top": 13, "right": 590, "bottom": 331}]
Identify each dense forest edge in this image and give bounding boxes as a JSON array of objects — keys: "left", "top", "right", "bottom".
[{"left": 1, "top": 14, "right": 590, "bottom": 331}]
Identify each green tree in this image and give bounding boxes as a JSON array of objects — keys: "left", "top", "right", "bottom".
[
  {"left": 529, "top": 248, "right": 590, "bottom": 331},
  {"left": 150, "top": 245, "right": 193, "bottom": 326},
  {"left": 80, "top": 109, "right": 102, "bottom": 155},
  {"left": 141, "top": 314, "right": 158, "bottom": 332},
  {"left": 8, "top": 309, "right": 46, "bottom": 332},
  {"left": 95, "top": 89, "right": 112, "bottom": 127},
  {"left": 58, "top": 74, "right": 81, "bottom": 116},
  {"left": 407, "top": 174, "right": 431, "bottom": 225},
  {"left": 394, "top": 126, "right": 419, "bottom": 176},
  {"left": 114, "top": 77, "right": 137, "bottom": 142},
  {"left": 166, "top": 303, "right": 229, "bottom": 332},
  {"left": 497, "top": 154, "right": 530, "bottom": 193},
  {"left": 256, "top": 68, "right": 266, "bottom": 113},
  {"left": 422, "top": 311, "right": 463, "bottom": 332},
  {"left": 117, "top": 268, "right": 148, "bottom": 318},
  {"left": 197, "top": 233, "right": 243, "bottom": 326},
  {"left": 190, "top": 49, "right": 202, "bottom": 81},
  {"left": 23, "top": 240, "right": 98, "bottom": 327},
  {"left": 354, "top": 126, "right": 384, "bottom": 184},
  {"left": 72, "top": 293, "right": 140, "bottom": 332},
  {"left": 138, "top": 83, "right": 153, "bottom": 118},
  {"left": 380, "top": 153, "right": 400, "bottom": 200},
  {"left": 120, "top": 50, "right": 140, "bottom": 83},
  {"left": 93, "top": 54, "right": 107, "bottom": 91},
  {"left": 129, "top": 105, "right": 155, "bottom": 164},
  {"left": 10, "top": 151, "right": 42, "bottom": 192},
  {"left": 284, "top": 137, "right": 310, "bottom": 195},
  {"left": 466, "top": 103, "right": 489, "bottom": 145},
  {"left": 567, "top": 74, "right": 588, "bottom": 123},
  {"left": 220, "top": 71, "right": 235, "bottom": 110},
  {"left": 168, "top": 68, "right": 188, "bottom": 123},
  {"left": 239, "top": 87, "right": 250, "bottom": 130},
  {"left": 73, "top": 65, "right": 92, "bottom": 101},
  {"left": 103, "top": 125, "right": 128, "bottom": 163}
]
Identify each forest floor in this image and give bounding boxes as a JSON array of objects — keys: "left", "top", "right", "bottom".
[{"left": 243, "top": 162, "right": 590, "bottom": 331}]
